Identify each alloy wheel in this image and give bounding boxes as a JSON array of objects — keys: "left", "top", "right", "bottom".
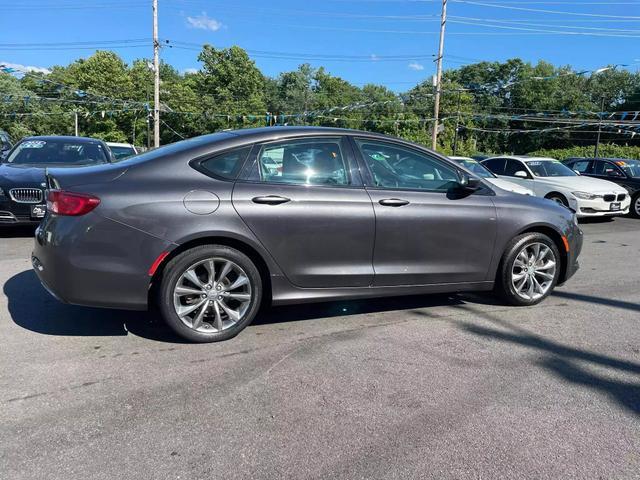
[
  {"left": 173, "top": 257, "right": 252, "bottom": 333},
  {"left": 511, "top": 242, "right": 557, "bottom": 301},
  {"left": 635, "top": 195, "right": 640, "bottom": 216}
]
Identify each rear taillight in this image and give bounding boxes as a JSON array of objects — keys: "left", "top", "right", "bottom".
[{"left": 46, "top": 190, "right": 100, "bottom": 216}]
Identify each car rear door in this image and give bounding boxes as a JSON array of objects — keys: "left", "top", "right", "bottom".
[
  {"left": 232, "top": 136, "right": 375, "bottom": 288},
  {"left": 566, "top": 159, "right": 593, "bottom": 176},
  {"left": 351, "top": 137, "right": 497, "bottom": 286}
]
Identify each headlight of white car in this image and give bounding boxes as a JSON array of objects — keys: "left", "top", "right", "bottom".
[{"left": 572, "top": 191, "right": 601, "bottom": 200}]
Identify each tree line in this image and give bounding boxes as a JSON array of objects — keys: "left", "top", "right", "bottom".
[{"left": 1, "top": 45, "right": 640, "bottom": 156}]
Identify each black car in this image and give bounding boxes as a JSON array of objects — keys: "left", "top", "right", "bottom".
[
  {"left": 0, "top": 136, "right": 113, "bottom": 225},
  {"left": 0, "top": 130, "right": 12, "bottom": 161},
  {"left": 564, "top": 157, "right": 640, "bottom": 217}
]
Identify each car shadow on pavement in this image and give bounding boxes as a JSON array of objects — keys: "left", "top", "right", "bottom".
[
  {"left": 6, "top": 268, "right": 482, "bottom": 343},
  {"left": 578, "top": 217, "right": 615, "bottom": 224},
  {"left": 4, "top": 270, "right": 190, "bottom": 343},
  {"left": 0, "top": 226, "right": 37, "bottom": 238},
  {"left": 553, "top": 290, "right": 640, "bottom": 313},
  {"left": 437, "top": 304, "right": 640, "bottom": 416},
  {"left": 253, "top": 293, "right": 467, "bottom": 326}
]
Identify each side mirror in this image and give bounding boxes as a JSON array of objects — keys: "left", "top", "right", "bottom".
[
  {"left": 514, "top": 170, "right": 528, "bottom": 178},
  {"left": 459, "top": 172, "right": 482, "bottom": 191}
]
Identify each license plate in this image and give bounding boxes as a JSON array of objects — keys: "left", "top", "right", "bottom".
[
  {"left": 610, "top": 202, "right": 621, "bottom": 211},
  {"left": 30, "top": 204, "right": 46, "bottom": 219}
]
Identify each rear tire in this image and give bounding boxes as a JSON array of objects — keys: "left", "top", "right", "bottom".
[
  {"left": 494, "top": 232, "right": 561, "bottom": 306},
  {"left": 157, "top": 245, "right": 262, "bottom": 343}
]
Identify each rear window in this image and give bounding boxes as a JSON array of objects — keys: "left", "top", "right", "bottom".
[
  {"left": 109, "top": 146, "right": 137, "bottom": 161},
  {"left": 482, "top": 158, "right": 506, "bottom": 175},
  {"left": 198, "top": 146, "right": 252, "bottom": 180},
  {"left": 6, "top": 139, "right": 108, "bottom": 166}
]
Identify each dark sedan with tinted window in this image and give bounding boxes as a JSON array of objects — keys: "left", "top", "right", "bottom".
[
  {"left": 33, "top": 127, "right": 582, "bottom": 342},
  {"left": 564, "top": 157, "right": 640, "bottom": 217},
  {"left": 0, "top": 136, "right": 113, "bottom": 225}
]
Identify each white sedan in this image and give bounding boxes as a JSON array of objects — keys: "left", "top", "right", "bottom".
[
  {"left": 449, "top": 156, "right": 534, "bottom": 196},
  {"left": 481, "top": 156, "right": 631, "bottom": 217}
]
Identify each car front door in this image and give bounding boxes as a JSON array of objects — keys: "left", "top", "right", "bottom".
[
  {"left": 591, "top": 160, "right": 626, "bottom": 182},
  {"left": 352, "top": 137, "right": 497, "bottom": 286},
  {"left": 232, "top": 136, "right": 375, "bottom": 288}
]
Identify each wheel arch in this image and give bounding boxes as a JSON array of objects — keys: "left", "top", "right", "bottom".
[
  {"left": 516, "top": 224, "right": 568, "bottom": 283},
  {"left": 148, "top": 234, "right": 274, "bottom": 308},
  {"left": 544, "top": 191, "right": 567, "bottom": 202}
]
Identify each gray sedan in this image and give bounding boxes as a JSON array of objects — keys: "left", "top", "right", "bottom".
[{"left": 32, "top": 127, "right": 582, "bottom": 342}]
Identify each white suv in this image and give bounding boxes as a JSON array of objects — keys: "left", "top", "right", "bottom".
[{"left": 481, "top": 156, "right": 631, "bottom": 217}]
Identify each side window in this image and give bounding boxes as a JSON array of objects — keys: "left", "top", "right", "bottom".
[
  {"left": 594, "top": 161, "right": 624, "bottom": 178},
  {"left": 504, "top": 159, "right": 529, "bottom": 177},
  {"left": 355, "top": 139, "right": 459, "bottom": 191},
  {"left": 199, "top": 146, "right": 252, "bottom": 180},
  {"left": 569, "top": 160, "right": 592, "bottom": 174},
  {"left": 483, "top": 158, "right": 506, "bottom": 175},
  {"left": 256, "top": 138, "right": 348, "bottom": 186}
]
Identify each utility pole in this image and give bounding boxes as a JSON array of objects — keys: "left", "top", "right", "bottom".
[
  {"left": 594, "top": 95, "right": 605, "bottom": 158},
  {"left": 152, "top": 0, "right": 160, "bottom": 148},
  {"left": 452, "top": 89, "right": 462, "bottom": 155},
  {"left": 74, "top": 111, "right": 78, "bottom": 136},
  {"left": 431, "top": 0, "right": 447, "bottom": 151}
]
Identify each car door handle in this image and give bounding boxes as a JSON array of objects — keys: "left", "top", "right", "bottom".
[
  {"left": 252, "top": 195, "right": 291, "bottom": 205},
  {"left": 379, "top": 198, "right": 410, "bottom": 207}
]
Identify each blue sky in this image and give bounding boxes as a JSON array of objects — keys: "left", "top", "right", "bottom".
[{"left": 1, "top": 0, "right": 639, "bottom": 91}]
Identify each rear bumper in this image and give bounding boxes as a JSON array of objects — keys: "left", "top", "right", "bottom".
[{"left": 32, "top": 213, "right": 175, "bottom": 311}]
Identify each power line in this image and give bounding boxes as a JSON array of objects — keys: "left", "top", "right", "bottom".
[
  {"left": 450, "top": 0, "right": 640, "bottom": 18},
  {"left": 450, "top": 15, "right": 640, "bottom": 32},
  {"left": 449, "top": 18, "right": 640, "bottom": 37}
]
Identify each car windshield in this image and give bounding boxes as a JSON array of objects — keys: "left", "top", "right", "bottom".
[
  {"left": 109, "top": 146, "right": 136, "bottom": 160},
  {"left": 4, "top": 139, "right": 108, "bottom": 166},
  {"left": 454, "top": 158, "right": 494, "bottom": 178},
  {"left": 614, "top": 159, "right": 640, "bottom": 178},
  {"left": 526, "top": 160, "right": 577, "bottom": 177}
]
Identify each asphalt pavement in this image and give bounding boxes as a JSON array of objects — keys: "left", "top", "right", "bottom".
[{"left": 1, "top": 218, "right": 639, "bottom": 479}]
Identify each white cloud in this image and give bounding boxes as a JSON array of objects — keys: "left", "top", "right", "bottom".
[
  {"left": 186, "top": 12, "right": 223, "bottom": 31},
  {"left": 370, "top": 54, "right": 379, "bottom": 62},
  {"left": 183, "top": 68, "right": 198, "bottom": 75},
  {"left": 0, "top": 61, "right": 51, "bottom": 74},
  {"left": 408, "top": 62, "right": 424, "bottom": 71}
]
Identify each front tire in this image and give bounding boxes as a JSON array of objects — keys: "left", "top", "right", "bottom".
[
  {"left": 631, "top": 192, "right": 640, "bottom": 218},
  {"left": 546, "top": 193, "right": 569, "bottom": 208},
  {"left": 495, "top": 232, "right": 561, "bottom": 306},
  {"left": 157, "top": 245, "right": 262, "bottom": 343}
]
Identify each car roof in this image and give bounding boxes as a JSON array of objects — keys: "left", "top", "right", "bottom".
[
  {"left": 106, "top": 142, "right": 135, "bottom": 148},
  {"left": 20, "top": 135, "right": 106, "bottom": 144},
  {"left": 482, "top": 155, "right": 558, "bottom": 162},
  {"left": 222, "top": 126, "right": 404, "bottom": 142},
  {"left": 566, "top": 157, "right": 638, "bottom": 162}
]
